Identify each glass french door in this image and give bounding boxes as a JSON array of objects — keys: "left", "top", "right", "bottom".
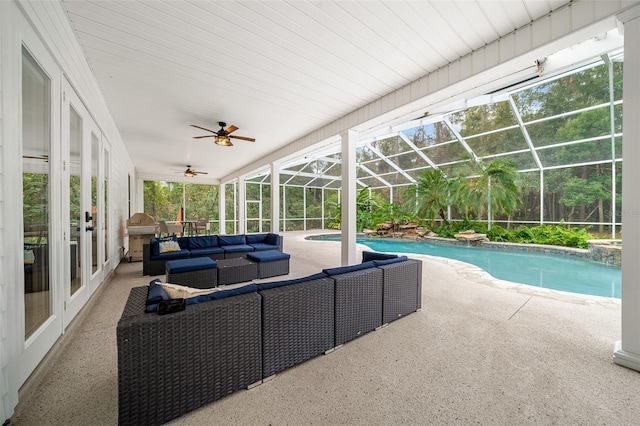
[
  {"left": 22, "top": 47, "right": 54, "bottom": 340},
  {"left": 19, "top": 29, "right": 63, "bottom": 388},
  {"left": 62, "top": 80, "right": 103, "bottom": 325}
]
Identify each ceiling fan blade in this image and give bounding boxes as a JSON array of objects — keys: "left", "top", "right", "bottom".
[
  {"left": 225, "top": 125, "right": 238, "bottom": 134},
  {"left": 190, "top": 124, "right": 216, "bottom": 133},
  {"left": 193, "top": 135, "right": 216, "bottom": 139},
  {"left": 194, "top": 171, "right": 208, "bottom": 175},
  {"left": 230, "top": 135, "right": 255, "bottom": 142}
]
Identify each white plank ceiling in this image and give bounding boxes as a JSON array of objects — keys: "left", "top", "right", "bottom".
[{"left": 61, "top": 0, "right": 570, "bottom": 181}]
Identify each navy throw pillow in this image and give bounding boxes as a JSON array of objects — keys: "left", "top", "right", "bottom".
[{"left": 146, "top": 279, "right": 169, "bottom": 313}]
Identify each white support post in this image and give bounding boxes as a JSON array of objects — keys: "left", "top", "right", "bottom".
[
  {"left": 218, "top": 183, "right": 226, "bottom": 234},
  {"left": 238, "top": 176, "right": 246, "bottom": 234},
  {"left": 303, "top": 187, "right": 307, "bottom": 231},
  {"left": 321, "top": 188, "right": 325, "bottom": 229},
  {"left": 539, "top": 171, "right": 544, "bottom": 225},
  {"left": 341, "top": 129, "right": 357, "bottom": 266},
  {"left": 271, "top": 162, "right": 280, "bottom": 233},
  {"left": 614, "top": 4, "right": 640, "bottom": 372},
  {"left": 136, "top": 178, "right": 144, "bottom": 213}
]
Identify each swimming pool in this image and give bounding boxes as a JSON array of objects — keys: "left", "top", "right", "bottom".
[{"left": 308, "top": 235, "right": 621, "bottom": 298}]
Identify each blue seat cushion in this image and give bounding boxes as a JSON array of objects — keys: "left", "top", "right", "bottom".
[
  {"left": 373, "top": 256, "right": 408, "bottom": 266},
  {"left": 221, "top": 244, "right": 254, "bottom": 253},
  {"left": 257, "top": 272, "right": 328, "bottom": 291},
  {"left": 246, "top": 233, "right": 267, "bottom": 244},
  {"left": 323, "top": 261, "right": 376, "bottom": 276},
  {"left": 189, "top": 235, "right": 219, "bottom": 248},
  {"left": 362, "top": 251, "right": 398, "bottom": 262},
  {"left": 185, "top": 283, "right": 258, "bottom": 305},
  {"left": 150, "top": 249, "right": 190, "bottom": 261},
  {"left": 247, "top": 250, "right": 290, "bottom": 262},
  {"left": 218, "top": 234, "right": 246, "bottom": 245},
  {"left": 166, "top": 257, "right": 217, "bottom": 273},
  {"left": 189, "top": 247, "right": 225, "bottom": 257},
  {"left": 146, "top": 279, "right": 169, "bottom": 313},
  {"left": 249, "top": 243, "right": 280, "bottom": 252}
]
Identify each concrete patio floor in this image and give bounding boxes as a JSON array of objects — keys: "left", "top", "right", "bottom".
[{"left": 11, "top": 230, "right": 639, "bottom": 425}]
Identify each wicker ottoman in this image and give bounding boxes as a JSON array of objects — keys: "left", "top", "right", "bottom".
[
  {"left": 165, "top": 257, "right": 218, "bottom": 288},
  {"left": 247, "top": 250, "right": 291, "bottom": 279}
]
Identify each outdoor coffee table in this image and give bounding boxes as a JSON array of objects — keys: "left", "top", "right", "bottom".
[{"left": 217, "top": 257, "right": 258, "bottom": 285}]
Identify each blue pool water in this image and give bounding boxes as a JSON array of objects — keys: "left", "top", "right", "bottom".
[{"left": 309, "top": 235, "right": 621, "bottom": 298}]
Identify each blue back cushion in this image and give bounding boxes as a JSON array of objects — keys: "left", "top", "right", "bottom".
[
  {"left": 219, "top": 234, "right": 246, "bottom": 245},
  {"left": 373, "top": 256, "right": 408, "bottom": 266},
  {"left": 246, "top": 233, "right": 267, "bottom": 244},
  {"left": 185, "top": 283, "right": 257, "bottom": 305},
  {"left": 323, "top": 261, "right": 376, "bottom": 276},
  {"left": 362, "top": 251, "right": 397, "bottom": 262},
  {"left": 177, "top": 237, "right": 190, "bottom": 250},
  {"left": 265, "top": 233, "right": 280, "bottom": 245},
  {"left": 257, "top": 272, "right": 328, "bottom": 291},
  {"left": 189, "top": 235, "right": 218, "bottom": 248}
]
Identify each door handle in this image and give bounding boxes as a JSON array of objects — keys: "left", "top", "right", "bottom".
[{"left": 86, "top": 226, "right": 94, "bottom": 231}]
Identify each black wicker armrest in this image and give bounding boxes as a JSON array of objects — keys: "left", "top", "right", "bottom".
[{"left": 378, "top": 259, "right": 422, "bottom": 324}]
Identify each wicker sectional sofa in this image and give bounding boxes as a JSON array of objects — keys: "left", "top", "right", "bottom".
[
  {"left": 142, "top": 233, "right": 283, "bottom": 276},
  {"left": 118, "top": 253, "right": 421, "bottom": 426}
]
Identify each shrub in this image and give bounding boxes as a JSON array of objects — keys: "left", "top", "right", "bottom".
[{"left": 432, "top": 222, "right": 596, "bottom": 248}]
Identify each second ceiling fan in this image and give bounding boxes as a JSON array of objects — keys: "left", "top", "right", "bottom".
[{"left": 191, "top": 122, "right": 255, "bottom": 147}]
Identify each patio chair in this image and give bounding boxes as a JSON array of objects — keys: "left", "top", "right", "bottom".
[
  {"left": 195, "top": 219, "right": 210, "bottom": 235},
  {"left": 158, "top": 220, "right": 182, "bottom": 236}
]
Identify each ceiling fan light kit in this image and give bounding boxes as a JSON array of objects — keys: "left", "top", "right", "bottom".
[
  {"left": 191, "top": 121, "right": 255, "bottom": 147},
  {"left": 214, "top": 135, "right": 233, "bottom": 146},
  {"left": 182, "top": 165, "right": 207, "bottom": 177}
]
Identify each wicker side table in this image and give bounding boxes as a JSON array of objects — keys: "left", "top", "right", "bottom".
[{"left": 217, "top": 257, "right": 258, "bottom": 285}]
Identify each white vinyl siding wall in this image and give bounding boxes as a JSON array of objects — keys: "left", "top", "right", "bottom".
[{"left": 0, "top": 1, "right": 135, "bottom": 420}]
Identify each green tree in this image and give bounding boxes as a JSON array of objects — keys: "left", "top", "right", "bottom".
[
  {"left": 559, "top": 177, "right": 607, "bottom": 224},
  {"left": 327, "top": 188, "right": 384, "bottom": 232},
  {"left": 449, "top": 160, "right": 521, "bottom": 227},
  {"left": 413, "top": 169, "right": 451, "bottom": 227}
]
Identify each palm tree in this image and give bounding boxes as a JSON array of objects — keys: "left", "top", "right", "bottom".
[
  {"left": 476, "top": 160, "right": 521, "bottom": 229},
  {"left": 447, "top": 160, "right": 521, "bottom": 229},
  {"left": 414, "top": 169, "right": 451, "bottom": 227}
]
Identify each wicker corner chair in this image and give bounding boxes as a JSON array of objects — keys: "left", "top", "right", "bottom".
[{"left": 117, "top": 287, "right": 262, "bottom": 426}]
